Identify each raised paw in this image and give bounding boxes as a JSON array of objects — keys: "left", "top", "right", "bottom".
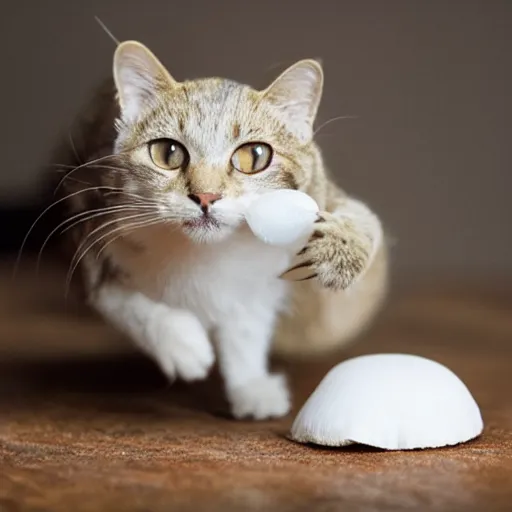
[
  {"left": 227, "top": 374, "right": 291, "bottom": 420},
  {"left": 146, "top": 307, "right": 215, "bottom": 382},
  {"left": 282, "top": 204, "right": 381, "bottom": 291}
]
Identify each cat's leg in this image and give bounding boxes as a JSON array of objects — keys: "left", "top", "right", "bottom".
[
  {"left": 215, "top": 301, "right": 290, "bottom": 420},
  {"left": 274, "top": 193, "right": 389, "bottom": 356},
  {"left": 92, "top": 284, "right": 215, "bottom": 381}
]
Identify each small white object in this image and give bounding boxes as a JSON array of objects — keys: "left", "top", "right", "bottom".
[
  {"left": 245, "top": 190, "right": 319, "bottom": 246},
  {"left": 290, "top": 353, "right": 484, "bottom": 450}
]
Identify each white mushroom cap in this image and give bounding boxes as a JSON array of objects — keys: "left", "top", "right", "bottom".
[
  {"left": 290, "top": 354, "right": 484, "bottom": 450},
  {"left": 245, "top": 190, "right": 319, "bottom": 247}
]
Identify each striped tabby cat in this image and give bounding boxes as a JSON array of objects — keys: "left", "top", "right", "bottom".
[{"left": 49, "top": 41, "right": 388, "bottom": 419}]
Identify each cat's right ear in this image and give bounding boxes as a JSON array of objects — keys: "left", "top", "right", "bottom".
[{"left": 113, "top": 41, "right": 177, "bottom": 123}]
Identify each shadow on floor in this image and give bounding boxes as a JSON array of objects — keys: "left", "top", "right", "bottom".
[{"left": 0, "top": 353, "right": 235, "bottom": 420}]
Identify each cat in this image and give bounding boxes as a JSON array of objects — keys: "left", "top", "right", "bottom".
[{"left": 48, "top": 40, "right": 389, "bottom": 420}]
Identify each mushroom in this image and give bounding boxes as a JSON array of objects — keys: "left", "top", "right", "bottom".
[{"left": 289, "top": 353, "right": 484, "bottom": 450}]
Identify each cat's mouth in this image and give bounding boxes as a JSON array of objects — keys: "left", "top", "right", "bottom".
[
  {"left": 180, "top": 211, "right": 237, "bottom": 244},
  {"left": 182, "top": 214, "right": 221, "bottom": 230}
]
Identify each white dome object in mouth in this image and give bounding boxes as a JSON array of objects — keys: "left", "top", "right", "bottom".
[
  {"left": 245, "top": 190, "right": 319, "bottom": 247},
  {"left": 289, "top": 353, "right": 484, "bottom": 451}
]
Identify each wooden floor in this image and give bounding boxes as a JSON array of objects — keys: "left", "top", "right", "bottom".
[{"left": 1, "top": 262, "right": 511, "bottom": 511}]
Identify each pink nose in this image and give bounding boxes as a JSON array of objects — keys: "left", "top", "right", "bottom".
[{"left": 188, "top": 193, "right": 222, "bottom": 208}]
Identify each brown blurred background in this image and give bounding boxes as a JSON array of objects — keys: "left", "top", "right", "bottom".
[
  {"left": 0, "top": 0, "right": 511, "bottom": 282},
  {"left": 1, "top": 6, "right": 512, "bottom": 507}
]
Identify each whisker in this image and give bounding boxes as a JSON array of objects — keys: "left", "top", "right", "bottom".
[
  {"left": 53, "top": 162, "right": 130, "bottom": 174},
  {"left": 50, "top": 163, "right": 78, "bottom": 170},
  {"left": 313, "top": 115, "right": 358, "bottom": 137},
  {"left": 48, "top": 168, "right": 159, "bottom": 203},
  {"left": 68, "top": 132, "right": 82, "bottom": 164},
  {"left": 46, "top": 168, "right": 92, "bottom": 186},
  {"left": 103, "top": 190, "right": 164, "bottom": 205},
  {"left": 63, "top": 177, "right": 91, "bottom": 187},
  {"left": 50, "top": 162, "right": 165, "bottom": 206},
  {"left": 65, "top": 216, "right": 164, "bottom": 299},
  {"left": 35, "top": 204, "right": 159, "bottom": 272},
  {"left": 53, "top": 153, "right": 125, "bottom": 195},
  {"left": 94, "top": 15, "right": 120, "bottom": 46},
  {"left": 65, "top": 214, "right": 163, "bottom": 297},
  {"left": 83, "top": 164, "right": 135, "bottom": 174},
  {"left": 215, "top": 210, "right": 245, "bottom": 219},
  {"left": 60, "top": 205, "right": 158, "bottom": 236},
  {"left": 13, "top": 185, "right": 129, "bottom": 279},
  {"left": 96, "top": 217, "right": 175, "bottom": 259},
  {"left": 69, "top": 211, "right": 160, "bottom": 275}
]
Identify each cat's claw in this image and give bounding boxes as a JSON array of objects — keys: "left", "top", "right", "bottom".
[{"left": 282, "top": 204, "right": 381, "bottom": 291}]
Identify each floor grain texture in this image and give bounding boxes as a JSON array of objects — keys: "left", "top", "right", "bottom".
[{"left": 0, "top": 262, "right": 511, "bottom": 511}]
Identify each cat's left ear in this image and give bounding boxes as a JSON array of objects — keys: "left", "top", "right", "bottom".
[
  {"left": 261, "top": 59, "right": 323, "bottom": 143},
  {"left": 113, "top": 41, "right": 178, "bottom": 123}
]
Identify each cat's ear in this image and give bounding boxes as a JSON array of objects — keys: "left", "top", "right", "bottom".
[
  {"left": 113, "top": 41, "right": 177, "bottom": 122},
  {"left": 261, "top": 59, "right": 323, "bottom": 142}
]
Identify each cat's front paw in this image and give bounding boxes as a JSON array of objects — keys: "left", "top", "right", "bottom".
[
  {"left": 147, "top": 307, "right": 215, "bottom": 382},
  {"left": 227, "top": 374, "right": 291, "bottom": 420},
  {"left": 287, "top": 205, "right": 381, "bottom": 291}
]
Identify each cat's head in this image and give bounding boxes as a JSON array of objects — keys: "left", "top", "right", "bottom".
[{"left": 112, "top": 41, "right": 323, "bottom": 244}]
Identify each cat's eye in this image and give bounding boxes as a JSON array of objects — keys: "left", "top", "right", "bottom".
[
  {"left": 231, "top": 143, "right": 273, "bottom": 174},
  {"left": 148, "top": 139, "right": 189, "bottom": 170}
]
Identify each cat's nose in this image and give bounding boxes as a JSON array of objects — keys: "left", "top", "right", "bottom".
[{"left": 188, "top": 193, "right": 222, "bottom": 209}]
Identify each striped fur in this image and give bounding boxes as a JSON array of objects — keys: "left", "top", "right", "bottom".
[{"left": 48, "top": 41, "right": 388, "bottom": 419}]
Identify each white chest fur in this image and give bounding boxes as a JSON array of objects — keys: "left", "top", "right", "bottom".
[{"left": 106, "top": 224, "right": 294, "bottom": 328}]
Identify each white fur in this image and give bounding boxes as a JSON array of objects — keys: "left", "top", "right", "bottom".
[
  {"left": 90, "top": 194, "right": 382, "bottom": 419},
  {"left": 92, "top": 215, "right": 298, "bottom": 419},
  {"left": 94, "top": 288, "right": 214, "bottom": 381},
  {"left": 93, "top": 45, "right": 374, "bottom": 420}
]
